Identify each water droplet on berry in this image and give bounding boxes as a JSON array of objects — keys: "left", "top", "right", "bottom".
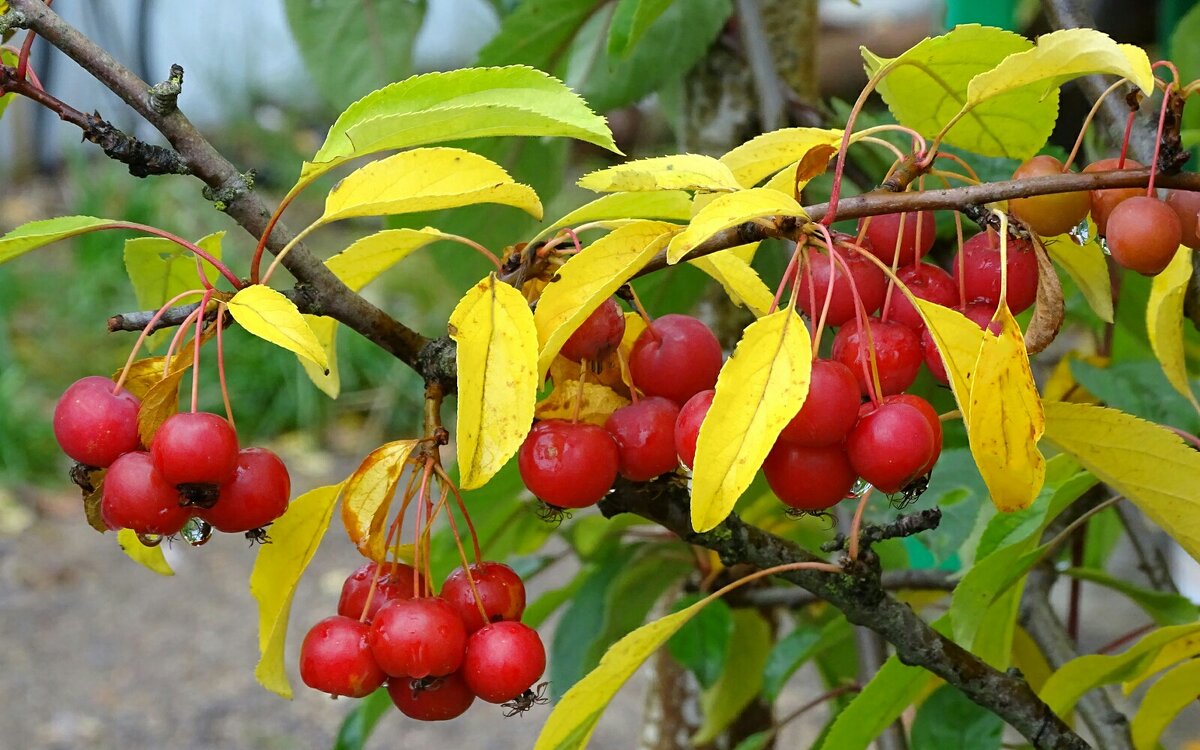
[
  {"left": 181, "top": 517, "right": 213, "bottom": 546},
  {"left": 136, "top": 532, "right": 164, "bottom": 547},
  {"left": 849, "top": 478, "right": 873, "bottom": 498}
]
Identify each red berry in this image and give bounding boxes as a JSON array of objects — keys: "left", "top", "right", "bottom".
[
  {"left": 560, "top": 298, "right": 626, "bottom": 362},
  {"left": 53, "top": 376, "right": 141, "bottom": 467},
  {"left": 1084, "top": 158, "right": 1144, "bottom": 235},
  {"left": 151, "top": 412, "right": 240, "bottom": 487},
  {"left": 762, "top": 441, "right": 857, "bottom": 511},
  {"left": 1107, "top": 196, "right": 1183, "bottom": 276},
  {"left": 779, "top": 359, "right": 860, "bottom": 447},
  {"left": 101, "top": 451, "right": 189, "bottom": 535},
  {"left": 847, "top": 401, "right": 935, "bottom": 494},
  {"left": 299, "top": 615, "right": 386, "bottom": 698},
  {"left": 198, "top": 448, "right": 290, "bottom": 533},
  {"left": 338, "top": 562, "right": 427, "bottom": 623},
  {"left": 461, "top": 621, "right": 546, "bottom": 704},
  {"left": 1009, "top": 155, "right": 1089, "bottom": 236},
  {"left": 517, "top": 420, "right": 619, "bottom": 508},
  {"left": 882, "top": 262, "right": 957, "bottom": 333},
  {"left": 857, "top": 211, "right": 936, "bottom": 266},
  {"left": 387, "top": 672, "right": 475, "bottom": 721},
  {"left": 1165, "top": 190, "right": 1200, "bottom": 249},
  {"left": 951, "top": 230, "right": 1039, "bottom": 314},
  {"left": 442, "top": 562, "right": 527, "bottom": 634},
  {"left": 797, "top": 246, "right": 887, "bottom": 327},
  {"left": 628, "top": 314, "right": 723, "bottom": 404},
  {"left": 604, "top": 396, "right": 681, "bottom": 481},
  {"left": 369, "top": 597, "right": 467, "bottom": 679},
  {"left": 831, "top": 317, "right": 922, "bottom": 397},
  {"left": 921, "top": 302, "right": 1000, "bottom": 384},
  {"left": 884, "top": 394, "right": 942, "bottom": 476},
  {"left": 674, "top": 389, "right": 714, "bottom": 469}
]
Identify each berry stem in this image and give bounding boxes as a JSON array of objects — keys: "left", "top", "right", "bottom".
[
  {"left": 436, "top": 232, "right": 502, "bottom": 269},
  {"left": 847, "top": 487, "right": 875, "bottom": 562},
  {"left": 1117, "top": 109, "right": 1137, "bottom": 168},
  {"left": 933, "top": 152, "right": 981, "bottom": 184},
  {"left": 614, "top": 347, "right": 639, "bottom": 404},
  {"left": 214, "top": 304, "right": 235, "bottom": 431},
  {"left": 190, "top": 289, "right": 213, "bottom": 413},
  {"left": 1146, "top": 79, "right": 1175, "bottom": 196},
  {"left": 194, "top": 257, "right": 215, "bottom": 292},
  {"left": 855, "top": 135, "right": 907, "bottom": 163},
  {"left": 438, "top": 477, "right": 490, "bottom": 624},
  {"left": 824, "top": 59, "right": 901, "bottom": 226},
  {"left": 854, "top": 124, "right": 927, "bottom": 155},
  {"left": 111, "top": 288, "right": 206, "bottom": 394},
  {"left": 162, "top": 305, "right": 204, "bottom": 379},
  {"left": 768, "top": 243, "right": 802, "bottom": 316},
  {"left": 810, "top": 246, "right": 837, "bottom": 352},
  {"left": 411, "top": 465, "right": 428, "bottom": 600},
  {"left": 626, "top": 285, "right": 658, "bottom": 341},
  {"left": 571, "top": 360, "right": 587, "bottom": 423},
  {"left": 434, "top": 464, "right": 482, "bottom": 564},
  {"left": 816, "top": 227, "right": 882, "bottom": 404},
  {"left": 1062, "top": 78, "right": 1128, "bottom": 172}
]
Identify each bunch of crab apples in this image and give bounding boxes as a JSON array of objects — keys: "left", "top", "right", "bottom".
[
  {"left": 300, "top": 560, "right": 546, "bottom": 721},
  {"left": 54, "top": 376, "right": 290, "bottom": 539}
]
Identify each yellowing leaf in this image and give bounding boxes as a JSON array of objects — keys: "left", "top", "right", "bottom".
[
  {"left": 719, "top": 127, "right": 844, "bottom": 188},
  {"left": 1131, "top": 659, "right": 1200, "bottom": 750},
  {"left": 966, "top": 306, "right": 1045, "bottom": 511},
  {"left": 666, "top": 189, "right": 805, "bottom": 264},
  {"left": 1147, "top": 247, "right": 1200, "bottom": 412},
  {"left": 251, "top": 482, "right": 344, "bottom": 698},
  {"left": 689, "top": 248, "right": 773, "bottom": 317},
  {"left": 528, "top": 191, "right": 692, "bottom": 244},
  {"left": 578, "top": 154, "right": 741, "bottom": 193},
  {"left": 1123, "top": 629, "right": 1200, "bottom": 694},
  {"left": 534, "top": 598, "right": 708, "bottom": 750},
  {"left": 1043, "top": 230, "right": 1114, "bottom": 323},
  {"left": 137, "top": 368, "right": 187, "bottom": 447},
  {"left": 228, "top": 285, "right": 328, "bottom": 370},
  {"left": 342, "top": 440, "right": 420, "bottom": 562},
  {"left": 536, "top": 380, "right": 630, "bottom": 426},
  {"left": 1042, "top": 401, "right": 1200, "bottom": 562},
  {"left": 534, "top": 221, "right": 678, "bottom": 377},
  {"left": 967, "top": 28, "right": 1154, "bottom": 108},
  {"left": 319, "top": 147, "right": 542, "bottom": 225},
  {"left": 0, "top": 216, "right": 118, "bottom": 265},
  {"left": 691, "top": 310, "right": 812, "bottom": 532},
  {"left": 116, "top": 529, "right": 174, "bottom": 576},
  {"left": 450, "top": 275, "right": 539, "bottom": 490},
  {"left": 862, "top": 26, "right": 1050, "bottom": 159}
]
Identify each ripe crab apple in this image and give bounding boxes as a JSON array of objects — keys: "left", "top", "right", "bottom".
[
  {"left": 517, "top": 420, "right": 619, "bottom": 508},
  {"left": 53, "top": 376, "right": 141, "bottom": 468},
  {"left": 388, "top": 672, "right": 475, "bottom": 721},
  {"left": 368, "top": 597, "right": 467, "bottom": 679},
  {"left": 461, "top": 621, "right": 546, "bottom": 704},
  {"left": 101, "top": 451, "right": 190, "bottom": 536},
  {"left": 674, "top": 389, "right": 714, "bottom": 469},
  {"left": 857, "top": 211, "right": 937, "bottom": 266},
  {"left": 560, "top": 298, "right": 625, "bottom": 362},
  {"left": 604, "top": 396, "right": 681, "bottom": 481},
  {"left": 628, "top": 314, "right": 723, "bottom": 405},
  {"left": 442, "top": 562, "right": 527, "bottom": 634},
  {"left": 299, "top": 615, "right": 386, "bottom": 699},
  {"left": 199, "top": 447, "right": 290, "bottom": 533}
]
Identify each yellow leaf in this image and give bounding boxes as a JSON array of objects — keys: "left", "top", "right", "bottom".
[
  {"left": 534, "top": 221, "right": 679, "bottom": 377},
  {"left": 228, "top": 284, "right": 329, "bottom": 370},
  {"left": 137, "top": 368, "right": 187, "bottom": 447},
  {"left": 1042, "top": 353, "right": 1106, "bottom": 404},
  {"left": 1013, "top": 625, "right": 1053, "bottom": 693},
  {"left": 1042, "top": 401, "right": 1200, "bottom": 562},
  {"left": 914, "top": 300, "right": 988, "bottom": 421},
  {"left": 251, "top": 482, "right": 344, "bottom": 699},
  {"left": 529, "top": 191, "right": 692, "bottom": 244},
  {"left": 534, "top": 599, "right": 709, "bottom": 750},
  {"left": 1042, "top": 228, "right": 1114, "bottom": 323},
  {"left": 1123, "top": 628, "right": 1200, "bottom": 694},
  {"left": 966, "top": 28, "right": 1154, "bottom": 107},
  {"left": 319, "top": 147, "right": 543, "bottom": 224},
  {"left": 300, "top": 317, "right": 340, "bottom": 398},
  {"left": 1147, "top": 247, "right": 1200, "bottom": 412},
  {"left": 536, "top": 380, "right": 630, "bottom": 426},
  {"left": 342, "top": 440, "right": 420, "bottom": 561},
  {"left": 689, "top": 248, "right": 773, "bottom": 317},
  {"left": 719, "top": 127, "right": 844, "bottom": 188},
  {"left": 1131, "top": 659, "right": 1200, "bottom": 750},
  {"left": 666, "top": 188, "right": 806, "bottom": 264},
  {"left": 966, "top": 306, "right": 1046, "bottom": 511},
  {"left": 577, "top": 154, "right": 741, "bottom": 193},
  {"left": 692, "top": 310, "right": 812, "bottom": 532},
  {"left": 116, "top": 528, "right": 174, "bottom": 576},
  {"left": 451, "top": 275, "right": 539, "bottom": 490}
]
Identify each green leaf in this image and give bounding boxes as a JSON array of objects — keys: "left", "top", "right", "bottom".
[
  {"left": 1069, "top": 360, "right": 1200, "bottom": 435},
  {"left": 694, "top": 609, "right": 772, "bottom": 744},
  {"left": 477, "top": 0, "right": 597, "bottom": 70},
  {"left": 283, "top": 0, "right": 425, "bottom": 111},
  {"left": 607, "top": 0, "right": 674, "bottom": 54},
  {"left": 0, "top": 216, "right": 119, "bottom": 265},
  {"left": 1130, "top": 658, "right": 1200, "bottom": 750},
  {"left": 910, "top": 684, "right": 1003, "bottom": 750},
  {"left": 731, "top": 732, "right": 773, "bottom": 750},
  {"left": 524, "top": 570, "right": 589, "bottom": 629},
  {"left": 332, "top": 687, "right": 392, "bottom": 750},
  {"left": 123, "top": 231, "right": 224, "bottom": 311},
  {"left": 1171, "top": 4, "right": 1200, "bottom": 133},
  {"left": 763, "top": 616, "right": 852, "bottom": 702},
  {"left": 1063, "top": 567, "right": 1200, "bottom": 626},
  {"left": 666, "top": 594, "right": 733, "bottom": 688}
]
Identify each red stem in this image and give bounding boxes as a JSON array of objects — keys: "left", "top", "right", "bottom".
[
  {"left": 1146, "top": 81, "right": 1174, "bottom": 196},
  {"left": 249, "top": 192, "right": 298, "bottom": 285},
  {"left": 111, "top": 288, "right": 206, "bottom": 394},
  {"left": 108, "top": 222, "right": 243, "bottom": 288},
  {"left": 215, "top": 304, "right": 235, "bottom": 430},
  {"left": 190, "top": 289, "right": 213, "bottom": 413}
]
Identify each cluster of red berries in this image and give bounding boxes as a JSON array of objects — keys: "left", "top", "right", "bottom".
[
  {"left": 300, "top": 561, "right": 546, "bottom": 721},
  {"left": 53, "top": 375, "right": 290, "bottom": 539}
]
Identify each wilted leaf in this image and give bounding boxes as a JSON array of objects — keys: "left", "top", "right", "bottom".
[
  {"left": 1024, "top": 236, "right": 1064, "bottom": 354},
  {"left": 228, "top": 285, "right": 328, "bottom": 370},
  {"left": 451, "top": 275, "right": 540, "bottom": 490},
  {"left": 251, "top": 482, "right": 344, "bottom": 698},
  {"left": 1147, "top": 246, "right": 1200, "bottom": 412},
  {"left": 1131, "top": 659, "right": 1200, "bottom": 750},
  {"left": 342, "top": 440, "right": 420, "bottom": 561},
  {"left": 578, "top": 154, "right": 741, "bottom": 193},
  {"left": 536, "top": 380, "right": 630, "bottom": 426},
  {"left": 691, "top": 310, "right": 811, "bottom": 532},
  {"left": 116, "top": 528, "right": 174, "bottom": 576},
  {"left": 666, "top": 188, "right": 806, "bottom": 264},
  {"left": 1042, "top": 228, "right": 1114, "bottom": 323},
  {"left": 690, "top": 248, "right": 773, "bottom": 317},
  {"left": 719, "top": 127, "right": 844, "bottom": 188},
  {"left": 0, "top": 216, "right": 119, "bottom": 265}
]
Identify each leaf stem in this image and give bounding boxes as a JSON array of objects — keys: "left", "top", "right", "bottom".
[
  {"left": 261, "top": 222, "right": 318, "bottom": 285},
  {"left": 847, "top": 487, "right": 875, "bottom": 562},
  {"left": 1063, "top": 78, "right": 1128, "bottom": 171}
]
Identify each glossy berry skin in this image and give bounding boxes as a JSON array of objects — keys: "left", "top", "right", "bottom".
[
  {"left": 762, "top": 441, "right": 856, "bottom": 511},
  {"left": 199, "top": 448, "right": 290, "bottom": 532},
  {"left": 101, "top": 451, "right": 189, "bottom": 535},
  {"left": 951, "top": 230, "right": 1039, "bottom": 314},
  {"left": 831, "top": 317, "right": 923, "bottom": 397},
  {"left": 674, "top": 389, "right": 714, "bottom": 469},
  {"left": 921, "top": 302, "right": 1000, "bottom": 384},
  {"left": 560, "top": 298, "right": 626, "bottom": 362},
  {"left": 369, "top": 597, "right": 467, "bottom": 679},
  {"left": 1009, "top": 155, "right": 1089, "bottom": 236},
  {"left": 1165, "top": 190, "right": 1200, "bottom": 249},
  {"left": 461, "top": 621, "right": 546, "bottom": 704},
  {"left": 338, "top": 562, "right": 426, "bottom": 623},
  {"left": 882, "top": 262, "right": 958, "bottom": 333},
  {"left": 857, "top": 212, "right": 937, "bottom": 267},
  {"left": 387, "top": 671, "right": 475, "bottom": 721},
  {"left": 797, "top": 248, "right": 887, "bottom": 327},
  {"left": 53, "top": 376, "right": 141, "bottom": 468},
  {"left": 1084, "top": 158, "right": 1144, "bottom": 235},
  {"left": 299, "top": 616, "right": 386, "bottom": 699},
  {"left": 847, "top": 401, "right": 936, "bottom": 494},
  {"left": 1105, "top": 196, "right": 1182, "bottom": 276},
  {"left": 628, "top": 314, "right": 723, "bottom": 405},
  {"left": 518, "top": 420, "right": 619, "bottom": 508},
  {"left": 779, "top": 360, "right": 860, "bottom": 447},
  {"left": 884, "top": 394, "right": 942, "bottom": 476},
  {"left": 442, "top": 562, "right": 527, "bottom": 634},
  {"left": 151, "top": 412, "right": 240, "bottom": 487},
  {"left": 604, "top": 397, "right": 681, "bottom": 481}
]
